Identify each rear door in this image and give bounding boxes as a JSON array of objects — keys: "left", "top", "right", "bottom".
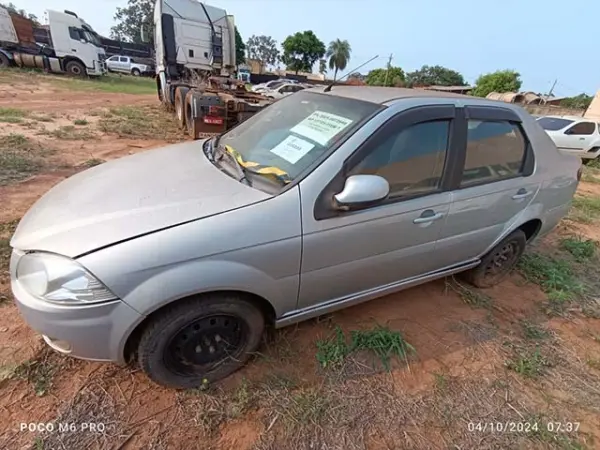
[
  {"left": 434, "top": 106, "right": 540, "bottom": 268},
  {"left": 118, "top": 56, "right": 129, "bottom": 73}
]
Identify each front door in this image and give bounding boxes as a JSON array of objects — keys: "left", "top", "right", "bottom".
[
  {"left": 298, "top": 106, "right": 458, "bottom": 309},
  {"left": 435, "top": 106, "right": 541, "bottom": 268}
]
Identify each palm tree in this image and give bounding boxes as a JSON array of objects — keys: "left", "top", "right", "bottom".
[{"left": 326, "top": 39, "right": 351, "bottom": 81}]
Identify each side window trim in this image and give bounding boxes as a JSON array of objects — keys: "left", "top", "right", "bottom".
[
  {"left": 448, "top": 107, "right": 534, "bottom": 191},
  {"left": 314, "top": 104, "right": 458, "bottom": 221}
]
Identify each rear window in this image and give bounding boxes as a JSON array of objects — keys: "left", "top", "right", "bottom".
[{"left": 537, "top": 117, "right": 574, "bottom": 131}]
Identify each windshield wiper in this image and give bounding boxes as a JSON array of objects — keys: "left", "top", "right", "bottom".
[{"left": 212, "top": 139, "right": 251, "bottom": 186}]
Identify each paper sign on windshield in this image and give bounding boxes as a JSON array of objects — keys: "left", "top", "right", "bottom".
[
  {"left": 290, "top": 111, "right": 353, "bottom": 146},
  {"left": 270, "top": 135, "right": 315, "bottom": 164}
]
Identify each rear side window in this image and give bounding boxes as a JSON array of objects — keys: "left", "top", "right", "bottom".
[
  {"left": 566, "top": 122, "right": 595, "bottom": 135},
  {"left": 461, "top": 120, "right": 527, "bottom": 187},
  {"left": 119, "top": 57, "right": 128, "bottom": 62},
  {"left": 537, "top": 117, "right": 574, "bottom": 131}
]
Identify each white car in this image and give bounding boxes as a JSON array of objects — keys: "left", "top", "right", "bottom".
[
  {"left": 537, "top": 116, "right": 600, "bottom": 163},
  {"left": 106, "top": 55, "right": 152, "bottom": 76},
  {"left": 262, "top": 83, "right": 306, "bottom": 100},
  {"left": 252, "top": 79, "right": 298, "bottom": 92}
]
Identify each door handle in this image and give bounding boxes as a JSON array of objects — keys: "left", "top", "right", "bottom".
[
  {"left": 413, "top": 210, "right": 444, "bottom": 224},
  {"left": 579, "top": 137, "right": 585, "bottom": 140},
  {"left": 71, "top": 49, "right": 77, "bottom": 52},
  {"left": 512, "top": 188, "right": 533, "bottom": 200}
]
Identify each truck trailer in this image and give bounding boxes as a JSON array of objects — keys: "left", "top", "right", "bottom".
[
  {"left": 151, "top": 0, "right": 272, "bottom": 139},
  {"left": 0, "top": 7, "right": 106, "bottom": 77}
]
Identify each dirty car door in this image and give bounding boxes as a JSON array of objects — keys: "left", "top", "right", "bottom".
[
  {"left": 435, "top": 106, "right": 541, "bottom": 268},
  {"left": 297, "top": 105, "right": 459, "bottom": 310}
]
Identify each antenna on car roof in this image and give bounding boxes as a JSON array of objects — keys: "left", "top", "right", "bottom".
[{"left": 323, "top": 54, "right": 379, "bottom": 92}]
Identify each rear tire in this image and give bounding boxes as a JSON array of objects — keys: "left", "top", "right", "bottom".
[
  {"left": 65, "top": 60, "right": 86, "bottom": 77},
  {"left": 0, "top": 52, "right": 10, "bottom": 68},
  {"left": 462, "top": 229, "right": 527, "bottom": 288},
  {"left": 137, "top": 294, "right": 265, "bottom": 389},
  {"left": 174, "top": 86, "right": 190, "bottom": 131},
  {"left": 184, "top": 90, "right": 198, "bottom": 139}
]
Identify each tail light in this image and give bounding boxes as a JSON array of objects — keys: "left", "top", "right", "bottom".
[{"left": 577, "top": 165, "right": 583, "bottom": 181}]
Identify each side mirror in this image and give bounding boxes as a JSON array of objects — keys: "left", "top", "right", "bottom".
[
  {"left": 334, "top": 174, "right": 390, "bottom": 210},
  {"left": 140, "top": 24, "right": 149, "bottom": 43},
  {"left": 80, "top": 38, "right": 86, "bottom": 44}
]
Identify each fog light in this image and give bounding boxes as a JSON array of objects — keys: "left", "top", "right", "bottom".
[{"left": 42, "top": 335, "right": 72, "bottom": 353}]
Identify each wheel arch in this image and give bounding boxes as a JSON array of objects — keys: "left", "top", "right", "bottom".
[{"left": 122, "top": 290, "right": 276, "bottom": 362}]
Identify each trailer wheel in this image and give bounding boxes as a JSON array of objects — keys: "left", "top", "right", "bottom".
[
  {"left": 0, "top": 52, "right": 10, "bottom": 69},
  {"left": 65, "top": 60, "right": 86, "bottom": 77},
  {"left": 174, "top": 86, "right": 190, "bottom": 130}
]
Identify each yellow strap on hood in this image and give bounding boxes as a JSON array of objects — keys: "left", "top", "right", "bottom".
[{"left": 225, "top": 145, "right": 291, "bottom": 183}]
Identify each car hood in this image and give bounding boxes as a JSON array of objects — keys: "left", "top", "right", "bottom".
[{"left": 11, "top": 141, "right": 270, "bottom": 257}]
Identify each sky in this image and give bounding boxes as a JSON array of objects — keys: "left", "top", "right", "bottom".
[{"left": 10, "top": 0, "right": 600, "bottom": 96}]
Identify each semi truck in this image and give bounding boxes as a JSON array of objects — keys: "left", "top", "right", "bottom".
[
  {"left": 150, "top": 0, "right": 272, "bottom": 139},
  {"left": 0, "top": 7, "right": 106, "bottom": 77}
]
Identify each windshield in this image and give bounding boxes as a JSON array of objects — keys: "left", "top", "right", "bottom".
[
  {"left": 217, "top": 91, "right": 382, "bottom": 183},
  {"left": 265, "top": 81, "right": 284, "bottom": 90},
  {"left": 81, "top": 24, "right": 102, "bottom": 47},
  {"left": 537, "top": 117, "right": 574, "bottom": 131}
]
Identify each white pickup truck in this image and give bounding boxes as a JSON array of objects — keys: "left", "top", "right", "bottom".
[{"left": 106, "top": 55, "right": 152, "bottom": 76}]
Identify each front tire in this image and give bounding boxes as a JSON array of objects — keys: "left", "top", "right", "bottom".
[
  {"left": 174, "top": 86, "right": 190, "bottom": 130},
  {"left": 0, "top": 52, "right": 10, "bottom": 68},
  {"left": 137, "top": 294, "right": 265, "bottom": 389},
  {"left": 462, "top": 229, "right": 527, "bottom": 288},
  {"left": 132, "top": 68, "right": 141, "bottom": 76},
  {"left": 65, "top": 60, "right": 86, "bottom": 77}
]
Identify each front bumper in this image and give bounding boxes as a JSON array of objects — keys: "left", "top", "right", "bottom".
[{"left": 9, "top": 250, "right": 142, "bottom": 364}]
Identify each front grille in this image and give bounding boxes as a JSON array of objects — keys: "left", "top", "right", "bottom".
[{"left": 98, "top": 53, "right": 106, "bottom": 62}]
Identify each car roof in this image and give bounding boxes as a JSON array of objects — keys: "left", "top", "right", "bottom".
[{"left": 304, "top": 85, "right": 488, "bottom": 104}]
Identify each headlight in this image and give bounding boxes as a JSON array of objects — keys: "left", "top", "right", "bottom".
[{"left": 16, "top": 253, "right": 117, "bottom": 305}]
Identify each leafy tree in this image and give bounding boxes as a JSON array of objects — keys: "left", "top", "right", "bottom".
[
  {"left": 326, "top": 39, "right": 351, "bottom": 81},
  {"left": 366, "top": 67, "right": 405, "bottom": 87},
  {"left": 1, "top": 2, "right": 40, "bottom": 25},
  {"left": 281, "top": 30, "right": 326, "bottom": 74},
  {"left": 235, "top": 27, "right": 245, "bottom": 65},
  {"left": 246, "top": 35, "right": 279, "bottom": 72},
  {"left": 406, "top": 65, "right": 466, "bottom": 87},
  {"left": 560, "top": 94, "right": 593, "bottom": 110},
  {"left": 318, "top": 59, "right": 327, "bottom": 74},
  {"left": 472, "top": 70, "right": 522, "bottom": 98},
  {"left": 110, "top": 0, "right": 154, "bottom": 44}
]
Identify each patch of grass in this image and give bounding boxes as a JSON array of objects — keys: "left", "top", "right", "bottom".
[
  {"left": 13, "top": 351, "right": 60, "bottom": 396},
  {"left": 0, "top": 107, "right": 28, "bottom": 123},
  {"left": 51, "top": 73, "right": 157, "bottom": 95},
  {"left": 521, "top": 320, "right": 550, "bottom": 340},
  {"left": 445, "top": 277, "right": 492, "bottom": 308},
  {"left": 48, "top": 125, "right": 95, "bottom": 140},
  {"left": 587, "top": 358, "right": 600, "bottom": 370},
  {"left": 518, "top": 252, "right": 583, "bottom": 313},
  {"left": 80, "top": 158, "right": 105, "bottom": 168},
  {"left": 230, "top": 378, "right": 254, "bottom": 418},
  {"left": 569, "top": 195, "right": 600, "bottom": 223},
  {"left": 581, "top": 171, "right": 600, "bottom": 184},
  {"left": 98, "top": 105, "right": 181, "bottom": 141},
  {"left": 286, "top": 389, "right": 329, "bottom": 426},
  {"left": 560, "top": 236, "right": 597, "bottom": 262},
  {"left": 30, "top": 113, "right": 54, "bottom": 122},
  {"left": 505, "top": 345, "right": 551, "bottom": 378},
  {"left": 73, "top": 119, "right": 89, "bottom": 126},
  {"left": 0, "top": 133, "right": 50, "bottom": 185},
  {"left": 316, "top": 325, "right": 415, "bottom": 371}
]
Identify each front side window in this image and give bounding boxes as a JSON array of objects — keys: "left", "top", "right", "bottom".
[
  {"left": 350, "top": 120, "right": 450, "bottom": 197},
  {"left": 566, "top": 122, "right": 595, "bottom": 135},
  {"left": 218, "top": 91, "right": 382, "bottom": 182},
  {"left": 68, "top": 27, "right": 81, "bottom": 40},
  {"left": 461, "top": 120, "right": 527, "bottom": 187},
  {"left": 107, "top": 56, "right": 118, "bottom": 62}
]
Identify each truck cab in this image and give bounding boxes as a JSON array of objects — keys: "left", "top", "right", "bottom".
[{"left": 47, "top": 10, "right": 106, "bottom": 76}]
